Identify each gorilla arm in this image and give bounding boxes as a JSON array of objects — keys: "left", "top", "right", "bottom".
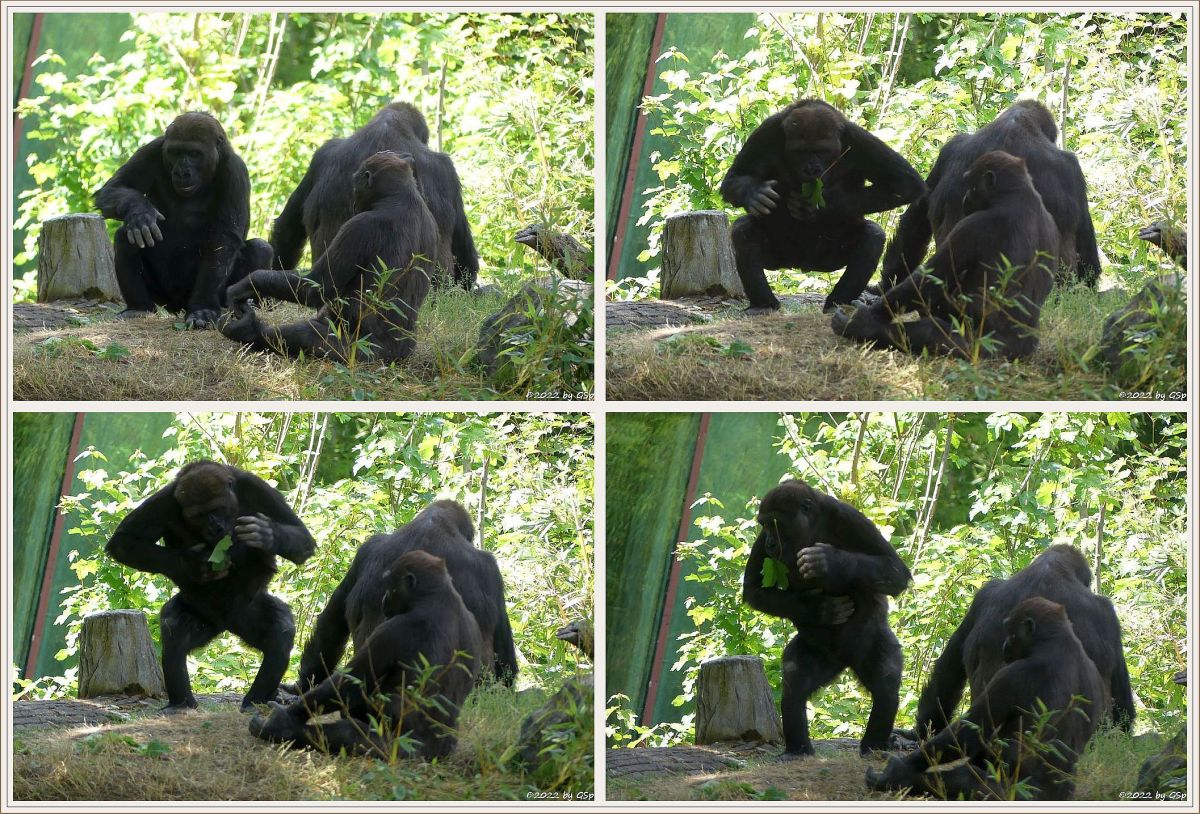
[
  {"left": 719, "top": 112, "right": 786, "bottom": 216},
  {"left": 743, "top": 531, "right": 854, "bottom": 626},
  {"left": 94, "top": 137, "right": 168, "bottom": 248},
  {"left": 795, "top": 497, "right": 912, "bottom": 597},
  {"left": 106, "top": 485, "right": 220, "bottom": 584},
  {"left": 231, "top": 470, "right": 315, "bottom": 564},
  {"left": 832, "top": 122, "right": 926, "bottom": 216},
  {"left": 188, "top": 148, "right": 254, "bottom": 325}
]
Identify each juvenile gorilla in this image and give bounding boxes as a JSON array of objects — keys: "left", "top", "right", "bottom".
[
  {"left": 912, "top": 543, "right": 1134, "bottom": 738},
  {"left": 742, "top": 480, "right": 912, "bottom": 757},
  {"left": 219, "top": 152, "right": 438, "bottom": 362},
  {"left": 271, "top": 101, "right": 478, "bottom": 289},
  {"left": 882, "top": 99, "right": 1101, "bottom": 289},
  {"left": 294, "top": 500, "right": 518, "bottom": 692},
  {"left": 867, "top": 597, "right": 1108, "bottom": 800},
  {"left": 106, "top": 461, "right": 315, "bottom": 711},
  {"left": 720, "top": 99, "right": 925, "bottom": 314},
  {"left": 832, "top": 151, "right": 1055, "bottom": 360},
  {"left": 95, "top": 112, "right": 273, "bottom": 328},
  {"left": 249, "top": 550, "right": 482, "bottom": 759}
]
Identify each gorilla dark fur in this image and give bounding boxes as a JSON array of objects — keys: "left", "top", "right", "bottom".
[
  {"left": 219, "top": 151, "right": 438, "bottom": 362},
  {"left": 742, "top": 480, "right": 911, "bottom": 756},
  {"left": 833, "top": 150, "right": 1055, "bottom": 360},
  {"left": 106, "top": 461, "right": 314, "bottom": 711},
  {"left": 249, "top": 550, "right": 482, "bottom": 759},
  {"left": 881, "top": 99, "right": 1101, "bottom": 289},
  {"left": 913, "top": 543, "right": 1134, "bottom": 739},
  {"left": 720, "top": 99, "right": 925, "bottom": 314},
  {"left": 95, "top": 112, "right": 273, "bottom": 328},
  {"left": 293, "top": 499, "right": 518, "bottom": 692},
  {"left": 271, "top": 102, "right": 478, "bottom": 289},
  {"left": 867, "top": 597, "right": 1107, "bottom": 800}
]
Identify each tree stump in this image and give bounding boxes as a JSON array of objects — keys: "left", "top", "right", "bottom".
[
  {"left": 659, "top": 210, "right": 744, "bottom": 300},
  {"left": 695, "top": 655, "right": 782, "bottom": 744},
  {"left": 78, "top": 610, "right": 165, "bottom": 698},
  {"left": 36, "top": 213, "right": 120, "bottom": 303}
]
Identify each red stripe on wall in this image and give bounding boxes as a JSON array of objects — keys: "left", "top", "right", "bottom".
[
  {"left": 607, "top": 12, "right": 668, "bottom": 282},
  {"left": 14, "top": 13, "right": 45, "bottom": 164},
  {"left": 24, "top": 412, "right": 84, "bottom": 678},
  {"left": 642, "top": 412, "right": 710, "bottom": 723}
]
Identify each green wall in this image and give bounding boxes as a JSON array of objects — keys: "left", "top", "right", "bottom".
[
  {"left": 605, "top": 12, "right": 755, "bottom": 281},
  {"left": 606, "top": 412, "right": 794, "bottom": 726}
]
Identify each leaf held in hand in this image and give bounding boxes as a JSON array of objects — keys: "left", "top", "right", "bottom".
[
  {"left": 762, "top": 557, "right": 790, "bottom": 590},
  {"left": 801, "top": 179, "right": 826, "bottom": 208},
  {"left": 208, "top": 535, "right": 233, "bottom": 569}
]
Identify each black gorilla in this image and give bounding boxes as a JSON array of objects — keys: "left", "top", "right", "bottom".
[
  {"left": 742, "top": 480, "right": 912, "bottom": 756},
  {"left": 867, "top": 597, "right": 1108, "bottom": 800},
  {"left": 271, "top": 101, "right": 478, "bottom": 289},
  {"left": 913, "top": 543, "right": 1134, "bottom": 739},
  {"left": 833, "top": 150, "right": 1056, "bottom": 360},
  {"left": 294, "top": 499, "right": 518, "bottom": 691},
  {"left": 94, "top": 112, "right": 273, "bottom": 328},
  {"left": 720, "top": 99, "right": 925, "bottom": 314},
  {"left": 219, "top": 151, "right": 438, "bottom": 362},
  {"left": 881, "top": 99, "right": 1101, "bottom": 289},
  {"left": 250, "top": 550, "right": 482, "bottom": 759},
  {"left": 106, "top": 461, "right": 314, "bottom": 711}
]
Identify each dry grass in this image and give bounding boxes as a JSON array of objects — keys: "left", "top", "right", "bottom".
[
  {"left": 606, "top": 729, "right": 1164, "bottom": 802},
  {"left": 606, "top": 285, "right": 1178, "bottom": 401},
  {"left": 11, "top": 288, "right": 526, "bottom": 401},
  {"left": 13, "top": 684, "right": 592, "bottom": 802}
]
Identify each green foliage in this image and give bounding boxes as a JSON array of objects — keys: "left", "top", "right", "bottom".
[
  {"left": 611, "top": 412, "right": 1186, "bottom": 746},
  {"left": 50, "top": 412, "right": 593, "bottom": 696},
  {"left": 15, "top": 12, "right": 594, "bottom": 295},
  {"left": 628, "top": 12, "right": 1185, "bottom": 294}
]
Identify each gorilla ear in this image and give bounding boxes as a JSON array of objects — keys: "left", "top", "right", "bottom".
[
  {"left": 982, "top": 169, "right": 997, "bottom": 190},
  {"left": 1020, "top": 616, "right": 1036, "bottom": 638},
  {"left": 362, "top": 170, "right": 374, "bottom": 187},
  {"left": 404, "top": 571, "right": 417, "bottom": 591}
]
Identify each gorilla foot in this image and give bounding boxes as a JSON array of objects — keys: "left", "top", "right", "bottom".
[
  {"left": 777, "top": 747, "right": 815, "bottom": 762},
  {"left": 830, "top": 305, "right": 854, "bottom": 335},
  {"left": 116, "top": 308, "right": 155, "bottom": 320},
  {"left": 744, "top": 304, "right": 781, "bottom": 316},
  {"left": 160, "top": 700, "right": 199, "bottom": 715}
]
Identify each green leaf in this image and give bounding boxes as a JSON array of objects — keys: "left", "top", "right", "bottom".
[{"left": 208, "top": 535, "right": 233, "bottom": 569}]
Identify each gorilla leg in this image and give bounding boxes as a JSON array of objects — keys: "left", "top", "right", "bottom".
[
  {"left": 113, "top": 230, "right": 156, "bottom": 314},
  {"left": 853, "top": 630, "right": 903, "bottom": 754},
  {"left": 879, "top": 196, "right": 932, "bottom": 290},
  {"left": 731, "top": 216, "right": 782, "bottom": 314},
  {"left": 781, "top": 636, "right": 844, "bottom": 756},
  {"left": 229, "top": 592, "right": 296, "bottom": 709},
  {"left": 226, "top": 238, "right": 276, "bottom": 292},
  {"left": 160, "top": 595, "right": 220, "bottom": 710},
  {"left": 823, "top": 219, "right": 885, "bottom": 312},
  {"left": 295, "top": 582, "right": 351, "bottom": 692}
]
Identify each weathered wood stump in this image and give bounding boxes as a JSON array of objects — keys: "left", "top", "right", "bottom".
[
  {"left": 36, "top": 214, "right": 120, "bottom": 303},
  {"left": 78, "top": 610, "right": 165, "bottom": 698},
  {"left": 695, "top": 655, "right": 782, "bottom": 744},
  {"left": 660, "top": 210, "right": 744, "bottom": 300}
]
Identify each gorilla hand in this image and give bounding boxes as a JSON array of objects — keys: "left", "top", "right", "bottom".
[
  {"left": 746, "top": 180, "right": 781, "bottom": 216},
  {"left": 184, "top": 308, "right": 221, "bottom": 330},
  {"left": 865, "top": 754, "right": 921, "bottom": 792},
  {"left": 125, "top": 205, "right": 166, "bottom": 249},
  {"left": 249, "top": 701, "right": 305, "bottom": 743},
  {"left": 218, "top": 305, "right": 265, "bottom": 344},
  {"left": 236, "top": 512, "right": 276, "bottom": 552},
  {"left": 226, "top": 276, "right": 257, "bottom": 309},
  {"left": 797, "top": 543, "right": 844, "bottom": 588},
  {"left": 816, "top": 595, "right": 854, "bottom": 625}
]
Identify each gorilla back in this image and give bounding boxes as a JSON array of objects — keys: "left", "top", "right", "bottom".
[
  {"left": 270, "top": 101, "right": 478, "bottom": 288},
  {"left": 295, "top": 499, "right": 518, "bottom": 690}
]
